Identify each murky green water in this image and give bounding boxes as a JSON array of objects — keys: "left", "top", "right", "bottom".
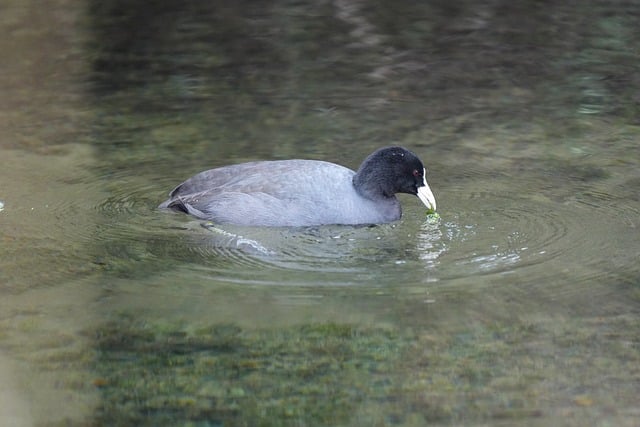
[{"left": 1, "top": 1, "right": 639, "bottom": 426}]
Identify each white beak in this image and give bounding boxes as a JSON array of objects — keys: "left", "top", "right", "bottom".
[{"left": 416, "top": 169, "right": 436, "bottom": 211}]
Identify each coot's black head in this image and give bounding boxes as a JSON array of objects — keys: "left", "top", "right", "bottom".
[{"left": 353, "top": 146, "right": 436, "bottom": 211}]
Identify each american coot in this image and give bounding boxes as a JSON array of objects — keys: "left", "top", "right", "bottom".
[{"left": 159, "top": 146, "right": 436, "bottom": 227}]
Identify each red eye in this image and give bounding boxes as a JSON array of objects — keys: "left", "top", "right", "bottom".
[{"left": 412, "top": 169, "right": 420, "bottom": 177}]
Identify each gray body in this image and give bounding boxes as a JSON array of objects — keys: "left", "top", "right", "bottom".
[{"left": 159, "top": 160, "right": 401, "bottom": 227}]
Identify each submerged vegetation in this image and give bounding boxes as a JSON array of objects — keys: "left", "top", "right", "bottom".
[
  {"left": 93, "top": 319, "right": 410, "bottom": 426},
  {"left": 91, "top": 314, "right": 640, "bottom": 426},
  {"left": 1, "top": 0, "right": 639, "bottom": 426}
]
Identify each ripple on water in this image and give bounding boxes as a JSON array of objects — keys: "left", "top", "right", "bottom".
[
  {"left": 0, "top": 146, "right": 113, "bottom": 291},
  {"left": 92, "top": 172, "right": 447, "bottom": 288},
  {"left": 182, "top": 219, "right": 446, "bottom": 287},
  {"left": 434, "top": 186, "right": 639, "bottom": 291},
  {"left": 90, "top": 167, "right": 638, "bottom": 296}
]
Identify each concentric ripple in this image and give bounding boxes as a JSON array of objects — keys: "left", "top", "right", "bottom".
[
  {"left": 431, "top": 185, "right": 639, "bottom": 290},
  {"left": 87, "top": 166, "right": 640, "bottom": 295},
  {"left": 168, "top": 219, "right": 445, "bottom": 287}
]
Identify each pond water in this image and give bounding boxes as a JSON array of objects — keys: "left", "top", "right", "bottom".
[{"left": 1, "top": 1, "right": 639, "bottom": 426}]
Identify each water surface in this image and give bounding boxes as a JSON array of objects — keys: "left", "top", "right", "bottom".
[{"left": 1, "top": 1, "right": 639, "bottom": 426}]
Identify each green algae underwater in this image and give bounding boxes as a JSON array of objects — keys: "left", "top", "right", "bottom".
[
  {"left": 1, "top": 0, "right": 640, "bottom": 426},
  {"left": 91, "top": 314, "right": 639, "bottom": 426}
]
